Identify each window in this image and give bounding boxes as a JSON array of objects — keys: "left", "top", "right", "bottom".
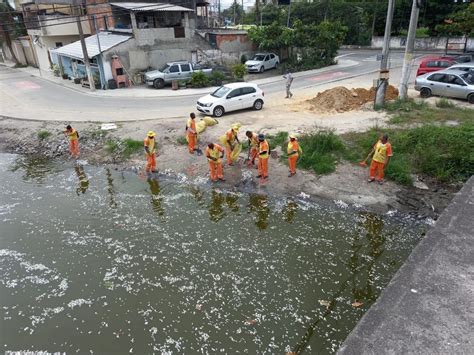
[
  {"left": 270, "top": 54, "right": 275, "bottom": 59},
  {"left": 425, "top": 61, "right": 438, "bottom": 68},
  {"left": 55, "top": 42, "right": 63, "bottom": 47},
  {"left": 439, "top": 61, "right": 452, "bottom": 68},
  {"left": 264, "top": 55, "right": 269, "bottom": 61},
  {"left": 227, "top": 89, "right": 242, "bottom": 98},
  {"left": 428, "top": 74, "right": 446, "bottom": 82},
  {"left": 241, "top": 87, "right": 256, "bottom": 95},
  {"left": 169, "top": 65, "right": 180, "bottom": 73},
  {"left": 116, "top": 68, "right": 124, "bottom": 76},
  {"left": 180, "top": 64, "right": 191, "bottom": 72}
]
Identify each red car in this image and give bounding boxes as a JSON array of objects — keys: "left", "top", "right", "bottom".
[{"left": 416, "top": 56, "right": 456, "bottom": 76}]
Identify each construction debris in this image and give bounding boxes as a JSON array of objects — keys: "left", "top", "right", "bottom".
[{"left": 307, "top": 85, "right": 399, "bottom": 113}]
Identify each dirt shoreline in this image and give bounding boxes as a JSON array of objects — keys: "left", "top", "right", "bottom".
[{"left": 0, "top": 115, "right": 457, "bottom": 219}]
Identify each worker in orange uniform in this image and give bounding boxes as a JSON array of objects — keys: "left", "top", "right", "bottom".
[
  {"left": 64, "top": 124, "right": 80, "bottom": 159},
  {"left": 225, "top": 124, "right": 240, "bottom": 165},
  {"left": 257, "top": 134, "right": 269, "bottom": 179},
  {"left": 287, "top": 133, "right": 302, "bottom": 177},
  {"left": 206, "top": 143, "right": 225, "bottom": 182},
  {"left": 368, "top": 133, "right": 392, "bottom": 184},
  {"left": 245, "top": 130, "right": 259, "bottom": 167},
  {"left": 144, "top": 131, "right": 157, "bottom": 174},
  {"left": 186, "top": 112, "right": 197, "bottom": 154}
]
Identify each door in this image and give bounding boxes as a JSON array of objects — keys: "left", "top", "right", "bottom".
[
  {"left": 263, "top": 55, "right": 271, "bottom": 70},
  {"left": 426, "top": 73, "right": 446, "bottom": 96},
  {"left": 165, "top": 64, "right": 181, "bottom": 81},
  {"left": 225, "top": 88, "right": 243, "bottom": 112},
  {"left": 179, "top": 63, "right": 192, "bottom": 80},
  {"left": 444, "top": 74, "right": 468, "bottom": 99},
  {"left": 240, "top": 86, "right": 258, "bottom": 109}
]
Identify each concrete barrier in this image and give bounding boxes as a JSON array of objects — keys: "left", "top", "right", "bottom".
[{"left": 338, "top": 177, "right": 474, "bottom": 354}]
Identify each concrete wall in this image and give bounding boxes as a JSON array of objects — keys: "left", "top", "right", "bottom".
[
  {"left": 31, "top": 35, "right": 80, "bottom": 72},
  {"left": 2, "top": 39, "right": 36, "bottom": 67},
  {"left": 133, "top": 15, "right": 195, "bottom": 46},
  {"left": 371, "top": 36, "right": 474, "bottom": 51}
]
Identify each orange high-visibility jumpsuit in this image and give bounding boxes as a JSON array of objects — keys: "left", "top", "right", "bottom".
[
  {"left": 144, "top": 136, "right": 157, "bottom": 173},
  {"left": 287, "top": 140, "right": 302, "bottom": 175},
  {"left": 248, "top": 132, "right": 259, "bottom": 166},
  {"left": 225, "top": 129, "right": 238, "bottom": 165},
  {"left": 186, "top": 118, "right": 197, "bottom": 154},
  {"left": 258, "top": 139, "right": 269, "bottom": 178},
  {"left": 369, "top": 141, "right": 393, "bottom": 181},
  {"left": 206, "top": 144, "right": 225, "bottom": 181},
  {"left": 66, "top": 128, "right": 80, "bottom": 158}
]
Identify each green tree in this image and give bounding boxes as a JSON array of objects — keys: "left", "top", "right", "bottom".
[
  {"left": 222, "top": 1, "right": 245, "bottom": 25},
  {"left": 436, "top": 3, "right": 474, "bottom": 36},
  {"left": 0, "top": 3, "right": 26, "bottom": 64}
]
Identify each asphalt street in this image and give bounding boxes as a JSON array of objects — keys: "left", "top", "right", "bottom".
[{"left": 0, "top": 50, "right": 425, "bottom": 121}]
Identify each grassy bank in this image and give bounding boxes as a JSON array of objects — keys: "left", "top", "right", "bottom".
[{"left": 272, "top": 104, "right": 473, "bottom": 186}]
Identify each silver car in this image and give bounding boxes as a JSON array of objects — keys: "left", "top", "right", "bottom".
[{"left": 414, "top": 69, "right": 474, "bottom": 104}]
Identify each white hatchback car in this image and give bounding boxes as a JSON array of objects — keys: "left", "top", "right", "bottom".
[{"left": 196, "top": 83, "right": 264, "bottom": 117}]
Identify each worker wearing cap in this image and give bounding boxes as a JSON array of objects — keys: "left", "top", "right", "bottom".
[
  {"left": 206, "top": 143, "right": 225, "bottom": 182},
  {"left": 257, "top": 134, "right": 269, "bottom": 179},
  {"left": 287, "top": 133, "right": 302, "bottom": 177},
  {"left": 186, "top": 112, "right": 197, "bottom": 154},
  {"left": 144, "top": 131, "right": 157, "bottom": 173},
  {"left": 64, "top": 124, "right": 80, "bottom": 159},
  {"left": 368, "top": 133, "right": 392, "bottom": 184},
  {"left": 225, "top": 124, "right": 240, "bottom": 165},
  {"left": 245, "top": 130, "right": 259, "bottom": 167}
]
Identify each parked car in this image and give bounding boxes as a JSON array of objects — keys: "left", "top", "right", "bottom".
[
  {"left": 414, "top": 69, "right": 474, "bottom": 104},
  {"left": 447, "top": 62, "right": 474, "bottom": 72},
  {"left": 196, "top": 82, "right": 264, "bottom": 117},
  {"left": 416, "top": 56, "right": 457, "bottom": 76},
  {"left": 144, "top": 61, "right": 212, "bottom": 89},
  {"left": 245, "top": 53, "right": 279, "bottom": 73},
  {"left": 446, "top": 52, "right": 474, "bottom": 63}
]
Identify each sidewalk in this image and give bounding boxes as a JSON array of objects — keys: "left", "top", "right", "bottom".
[{"left": 0, "top": 58, "right": 358, "bottom": 98}]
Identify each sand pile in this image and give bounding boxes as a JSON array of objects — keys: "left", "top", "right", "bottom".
[{"left": 307, "top": 85, "right": 399, "bottom": 113}]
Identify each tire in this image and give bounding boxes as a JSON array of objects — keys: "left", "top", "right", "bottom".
[
  {"left": 468, "top": 93, "right": 474, "bottom": 104},
  {"left": 420, "top": 87, "right": 432, "bottom": 98},
  {"left": 153, "top": 78, "right": 165, "bottom": 89},
  {"left": 213, "top": 106, "right": 225, "bottom": 117},
  {"left": 259, "top": 66, "right": 265, "bottom": 73},
  {"left": 253, "top": 99, "right": 263, "bottom": 110}
]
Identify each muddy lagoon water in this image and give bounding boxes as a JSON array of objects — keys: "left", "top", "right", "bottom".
[{"left": 0, "top": 153, "right": 426, "bottom": 354}]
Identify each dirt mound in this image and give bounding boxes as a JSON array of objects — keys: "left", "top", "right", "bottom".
[{"left": 308, "top": 85, "right": 399, "bottom": 113}]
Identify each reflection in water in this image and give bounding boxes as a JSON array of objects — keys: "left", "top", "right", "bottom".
[
  {"left": 105, "top": 168, "right": 118, "bottom": 208},
  {"left": 9, "top": 155, "right": 57, "bottom": 184},
  {"left": 147, "top": 177, "right": 164, "bottom": 216},
  {"left": 282, "top": 200, "right": 298, "bottom": 223},
  {"left": 226, "top": 192, "right": 240, "bottom": 212},
  {"left": 189, "top": 186, "right": 205, "bottom": 207},
  {"left": 74, "top": 165, "right": 89, "bottom": 195},
  {"left": 248, "top": 193, "right": 270, "bottom": 231},
  {"left": 349, "top": 212, "right": 386, "bottom": 303},
  {"left": 208, "top": 189, "right": 226, "bottom": 222}
]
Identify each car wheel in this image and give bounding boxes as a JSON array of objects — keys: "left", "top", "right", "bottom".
[
  {"left": 420, "top": 87, "right": 432, "bottom": 98},
  {"left": 253, "top": 99, "right": 263, "bottom": 110},
  {"left": 213, "top": 106, "right": 225, "bottom": 117},
  {"left": 259, "top": 66, "right": 265, "bottom": 73},
  {"left": 153, "top": 79, "right": 165, "bottom": 89},
  {"left": 468, "top": 93, "right": 474, "bottom": 104}
]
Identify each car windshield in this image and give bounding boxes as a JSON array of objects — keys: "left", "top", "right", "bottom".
[
  {"left": 461, "top": 72, "right": 474, "bottom": 85},
  {"left": 158, "top": 64, "right": 170, "bottom": 72},
  {"left": 211, "top": 86, "right": 231, "bottom": 98},
  {"left": 252, "top": 55, "right": 266, "bottom": 61}
]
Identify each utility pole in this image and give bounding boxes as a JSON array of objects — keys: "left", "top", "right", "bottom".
[
  {"left": 399, "top": 0, "right": 421, "bottom": 100},
  {"left": 374, "top": 0, "right": 395, "bottom": 108},
  {"left": 286, "top": 0, "right": 291, "bottom": 27},
  {"left": 76, "top": 5, "right": 95, "bottom": 91},
  {"left": 93, "top": 15, "right": 105, "bottom": 89}
]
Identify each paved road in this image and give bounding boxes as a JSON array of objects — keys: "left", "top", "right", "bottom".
[{"left": 0, "top": 50, "right": 423, "bottom": 121}]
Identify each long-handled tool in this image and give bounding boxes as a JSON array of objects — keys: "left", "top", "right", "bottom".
[{"left": 359, "top": 150, "right": 372, "bottom": 167}]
